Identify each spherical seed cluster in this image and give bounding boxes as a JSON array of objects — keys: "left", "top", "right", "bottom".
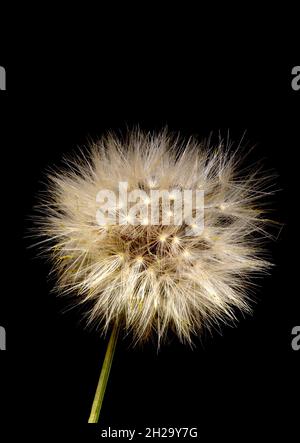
[{"left": 34, "top": 130, "right": 274, "bottom": 346}]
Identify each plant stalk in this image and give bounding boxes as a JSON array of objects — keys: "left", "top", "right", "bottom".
[{"left": 88, "top": 322, "right": 119, "bottom": 423}]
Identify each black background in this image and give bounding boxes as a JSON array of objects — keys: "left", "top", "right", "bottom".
[{"left": 0, "top": 24, "right": 299, "bottom": 441}]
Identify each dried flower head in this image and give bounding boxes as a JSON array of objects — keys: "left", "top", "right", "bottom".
[{"left": 34, "top": 130, "right": 275, "bottom": 346}]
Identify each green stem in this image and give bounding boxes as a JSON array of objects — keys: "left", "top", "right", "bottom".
[{"left": 88, "top": 322, "right": 119, "bottom": 423}]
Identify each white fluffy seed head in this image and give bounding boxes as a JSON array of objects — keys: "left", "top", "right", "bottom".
[{"left": 33, "top": 129, "right": 276, "bottom": 346}]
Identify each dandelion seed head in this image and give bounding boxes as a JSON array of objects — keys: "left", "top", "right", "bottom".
[{"left": 33, "top": 129, "right": 276, "bottom": 346}]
